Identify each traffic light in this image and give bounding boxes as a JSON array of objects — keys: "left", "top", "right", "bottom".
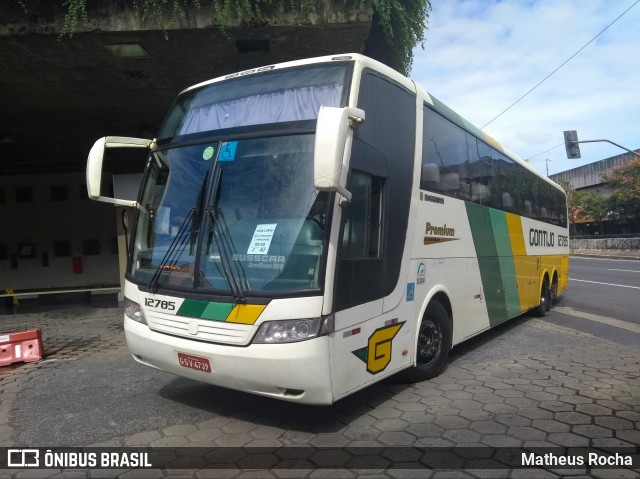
[{"left": 563, "top": 130, "right": 581, "bottom": 159}]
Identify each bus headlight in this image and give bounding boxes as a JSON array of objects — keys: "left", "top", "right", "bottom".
[
  {"left": 253, "top": 315, "right": 334, "bottom": 344},
  {"left": 124, "top": 298, "right": 147, "bottom": 325}
]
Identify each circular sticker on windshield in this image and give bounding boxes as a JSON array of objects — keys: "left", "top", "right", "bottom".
[{"left": 203, "top": 146, "right": 214, "bottom": 160}]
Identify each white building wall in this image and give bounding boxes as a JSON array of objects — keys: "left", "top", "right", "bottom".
[{"left": 0, "top": 172, "right": 120, "bottom": 292}]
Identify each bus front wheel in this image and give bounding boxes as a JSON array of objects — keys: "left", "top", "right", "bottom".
[{"left": 402, "top": 301, "right": 452, "bottom": 383}]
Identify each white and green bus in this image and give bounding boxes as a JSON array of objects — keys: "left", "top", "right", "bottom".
[{"left": 87, "top": 53, "right": 569, "bottom": 405}]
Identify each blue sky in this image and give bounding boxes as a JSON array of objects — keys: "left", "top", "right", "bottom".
[{"left": 410, "top": 0, "right": 640, "bottom": 177}]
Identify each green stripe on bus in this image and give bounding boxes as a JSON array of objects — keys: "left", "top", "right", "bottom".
[
  {"left": 201, "top": 302, "right": 234, "bottom": 321},
  {"left": 489, "top": 209, "right": 521, "bottom": 318},
  {"left": 177, "top": 299, "right": 235, "bottom": 321},
  {"left": 177, "top": 299, "right": 208, "bottom": 318},
  {"left": 466, "top": 203, "right": 508, "bottom": 326}
]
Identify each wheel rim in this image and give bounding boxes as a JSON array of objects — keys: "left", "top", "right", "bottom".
[{"left": 417, "top": 319, "right": 442, "bottom": 365}]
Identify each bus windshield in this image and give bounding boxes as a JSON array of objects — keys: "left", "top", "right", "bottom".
[{"left": 130, "top": 134, "right": 330, "bottom": 296}]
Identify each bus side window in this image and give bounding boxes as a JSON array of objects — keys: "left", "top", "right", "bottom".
[{"left": 341, "top": 171, "right": 384, "bottom": 260}]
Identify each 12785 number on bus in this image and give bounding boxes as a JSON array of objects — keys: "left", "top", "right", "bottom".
[{"left": 144, "top": 298, "right": 176, "bottom": 310}]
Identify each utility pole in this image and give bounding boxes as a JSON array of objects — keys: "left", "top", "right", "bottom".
[{"left": 546, "top": 158, "right": 552, "bottom": 176}]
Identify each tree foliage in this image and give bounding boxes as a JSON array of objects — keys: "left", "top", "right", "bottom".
[
  {"left": 53, "top": 0, "right": 430, "bottom": 74},
  {"left": 602, "top": 158, "right": 640, "bottom": 220}
]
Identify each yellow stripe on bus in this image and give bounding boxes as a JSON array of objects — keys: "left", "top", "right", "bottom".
[{"left": 226, "top": 304, "right": 267, "bottom": 324}]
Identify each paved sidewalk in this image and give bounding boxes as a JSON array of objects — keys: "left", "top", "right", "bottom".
[{"left": 0, "top": 304, "right": 638, "bottom": 478}]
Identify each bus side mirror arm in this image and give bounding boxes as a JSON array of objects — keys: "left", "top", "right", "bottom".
[
  {"left": 87, "top": 136, "right": 154, "bottom": 207},
  {"left": 313, "top": 106, "right": 365, "bottom": 204}
]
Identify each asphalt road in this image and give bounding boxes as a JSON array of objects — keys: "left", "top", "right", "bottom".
[{"left": 563, "top": 256, "right": 640, "bottom": 324}]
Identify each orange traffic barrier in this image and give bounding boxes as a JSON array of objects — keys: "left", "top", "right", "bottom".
[{"left": 0, "top": 329, "right": 44, "bottom": 366}]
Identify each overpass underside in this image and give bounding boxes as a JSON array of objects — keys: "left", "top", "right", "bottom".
[{"left": 0, "top": 0, "right": 374, "bottom": 295}]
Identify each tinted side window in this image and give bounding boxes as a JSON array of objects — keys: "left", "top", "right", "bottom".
[{"left": 422, "top": 108, "right": 470, "bottom": 201}]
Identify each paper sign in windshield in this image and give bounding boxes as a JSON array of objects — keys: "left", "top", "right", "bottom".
[{"left": 247, "top": 224, "right": 277, "bottom": 255}]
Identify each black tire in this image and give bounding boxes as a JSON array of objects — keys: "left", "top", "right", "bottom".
[
  {"left": 534, "top": 279, "right": 549, "bottom": 317},
  {"left": 550, "top": 276, "right": 559, "bottom": 306},
  {"left": 402, "top": 301, "right": 452, "bottom": 383}
]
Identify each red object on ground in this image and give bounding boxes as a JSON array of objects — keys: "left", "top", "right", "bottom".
[{"left": 0, "top": 329, "right": 44, "bottom": 366}]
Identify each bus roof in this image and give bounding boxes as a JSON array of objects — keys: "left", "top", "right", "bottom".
[{"left": 180, "top": 53, "right": 564, "bottom": 194}]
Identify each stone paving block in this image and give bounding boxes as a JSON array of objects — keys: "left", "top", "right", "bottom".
[
  {"left": 472, "top": 393, "right": 504, "bottom": 404},
  {"left": 406, "top": 422, "right": 444, "bottom": 438},
  {"left": 222, "top": 421, "right": 258, "bottom": 434},
  {"left": 504, "top": 397, "right": 538, "bottom": 408},
  {"left": 375, "top": 418, "right": 409, "bottom": 432},
  {"left": 547, "top": 432, "right": 590, "bottom": 447},
  {"left": 538, "top": 400, "right": 573, "bottom": 413},
  {"left": 459, "top": 409, "right": 494, "bottom": 422},
  {"left": 442, "top": 428, "right": 482, "bottom": 444},
  {"left": 615, "top": 429, "right": 640, "bottom": 444},
  {"left": 517, "top": 407, "right": 554, "bottom": 420},
  {"left": 377, "top": 431, "right": 416, "bottom": 446},
  {"left": 572, "top": 424, "right": 613, "bottom": 439},
  {"left": 250, "top": 425, "right": 285, "bottom": 439},
  {"left": 613, "top": 410, "right": 640, "bottom": 421},
  {"left": 395, "top": 402, "right": 427, "bottom": 412},
  {"left": 433, "top": 415, "right": 470, "bottom": 429},
  {"left": 494, "top": 389, "right": 524, "bottom": 398},
  {"left": 483, "top": 403, "right": 518, "bottom": 415},
  {"left": 163, "top": 424, "right": 198, "bottom": 436},
  {"left": 469, "top": 421, "right": 507, "bottom": 435},
  {"left": 507, "top": 426, "right": 547, "bottom": 441},
  {"left": 531, "top": 419, "right": 570, "bottom": 433},
  {"left": 558, "top": 394, "right": 592, "bottom": 405},
  {"left": 481, "top": 434, "right": 522, "bottom": 447},
  {"left": 425, "top": 406, "right": 461, "bottom": 416},
  {"left": 149, "top": 435, "right": 189, "bottom": 447},
  {"left": 369, "top": 407, "right": 403, "bottom": 419},
  {"left": 214, "top": 433, "right": 253, "bottom": 447},
  {"left": 593, "top": 415, "right": 634, "bottom": 430},
  {"left": 495, "top": 414, "right": 531, "bottom": 427},
  {"left": 187, "top": 428, "right": 226, "bottom": 442},
  {"left": 400, "top": 411, "right": 434, "bottom": 424},
  {"left": 309, "top": 434, "right": 350, "bottom": 448},
  {"left": 450, "top": 399, "right": 483, "bottom": 411},
  {"left": 441, "top": 390, "right": 473, "bottom": 400},
  {"left": 197, "top": 418, "right": 232, "bottom": 430},
  {"left": 575, "top": 403, "right": 613, "bottom": 416},
  {"left": 554, "top": 412, "right": 591, "bottom": 425}
]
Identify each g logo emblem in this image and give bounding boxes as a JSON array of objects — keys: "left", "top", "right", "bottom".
[{"left": 352, "top": 322, "right": 404, "bottom": 374}]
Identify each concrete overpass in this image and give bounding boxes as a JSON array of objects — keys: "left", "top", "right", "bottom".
[
  {"left": 0, "top": 0, "right": 376, "bottom": 176},
  {"left": 0, "top": 0, "right": 379, "bottom": 297}
]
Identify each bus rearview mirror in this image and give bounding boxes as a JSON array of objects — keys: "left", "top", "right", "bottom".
[
  {"left": 313, "top": 106, "right": 365, "bottom": 202},
  {"left": 87, "top": 136, "right": 153, "bottom": 207}
]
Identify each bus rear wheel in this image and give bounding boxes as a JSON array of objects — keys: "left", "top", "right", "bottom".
[
  {"left": 534, "top": 279, "right": 550, "bottom": 317},
  {"left": 402, "top": 301, "right": 452, "bottom": 383}
]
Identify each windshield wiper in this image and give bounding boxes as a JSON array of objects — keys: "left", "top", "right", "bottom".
[
  {"left": 148, "top": 208, "right": 194, "bottom": 293},
  {"left": 204, "top": 169, "right": 247, "bottom": 304},
  {"left": 148, "top": 170, "right": 209, "bottom": 293}
]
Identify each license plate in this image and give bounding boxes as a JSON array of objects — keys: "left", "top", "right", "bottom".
[{"left": 177, "top": 352, "right": 211, "bottom": 373}]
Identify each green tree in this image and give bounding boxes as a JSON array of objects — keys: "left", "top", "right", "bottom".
[
  {"left": 51, "top": 0, "right": 431, "bottom": 75},
  {"left": 579, "top": 192, "right": 609, "bottom": 234},
  {"left": 602, "top": 158, "right": 640, "bottom": 222}
]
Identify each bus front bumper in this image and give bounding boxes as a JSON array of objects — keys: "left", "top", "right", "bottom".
[{"left": 124, "top": 316, "right": 334, "bottom": 405}]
